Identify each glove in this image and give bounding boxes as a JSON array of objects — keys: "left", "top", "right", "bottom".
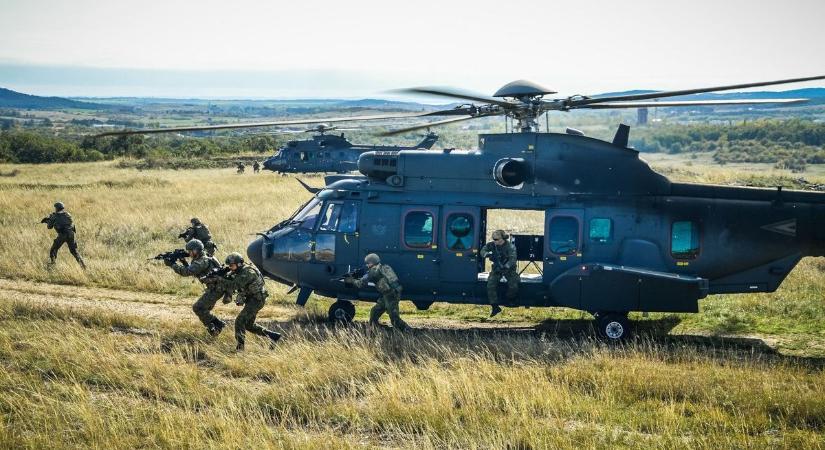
[
  {"left": 163, "top": 258, "right": 176, "bottom": 267},
  {"left": 235, "top": 295, "right": 246, "bottom": 306},
  {"left": 222, "top": 293, "right": 232, "bottom": 304}
]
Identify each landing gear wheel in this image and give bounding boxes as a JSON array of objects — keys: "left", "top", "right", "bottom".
[
  {"left": 328, "top": 300, "right": 355, "bottom": 324},
  {"left": 596, "top": 313, "right": 631, "bottom": 342}
]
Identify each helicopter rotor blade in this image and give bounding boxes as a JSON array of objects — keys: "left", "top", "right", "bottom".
[
  {"left": 94, "top": 112, "right": 433, "bottom": 137},
  {"left": 391, "top": 86, "right": 514, "bottom": 108},
  {"left": 568, "top": 75, "right": 825, "bottom": 107},
  {"left": 378, "top": 115, "right": 483, "bottom": 137},
  {"left": 578, "top": 98, "right": 810, "bottom": 109}
]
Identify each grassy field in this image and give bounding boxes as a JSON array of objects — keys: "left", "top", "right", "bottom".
[{"left": 0, "top": 159, "right": 824, "bottom": 448}]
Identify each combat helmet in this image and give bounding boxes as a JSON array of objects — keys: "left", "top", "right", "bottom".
[
  {"left": 225, "top": 252, "right": 244, "bottom": 265},
  {"left": 364, "top": 253, "right": 380, "bottom": 265},
  {"left": 190, "top": 217, "right": 201, "bottom": 225},
  {"left": 185, "top": 239, "right": 204, "bottom": 252},
  {"left": 54, "top": 202, "right": 65, "bottom": 211}
]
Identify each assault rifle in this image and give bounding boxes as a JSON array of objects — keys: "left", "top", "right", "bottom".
[
  {"left": 331, "top": 266, "right": 366, "bottom": 283},
  {"left": 199, "top": 266, "right": 231, "bottom": 284},
  {"left": 149, "top": 249, "right": 188, "bottom": 264}
]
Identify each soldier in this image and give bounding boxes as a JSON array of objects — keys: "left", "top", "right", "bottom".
[
  {"left": 237, "top": 162, "right": 245, "bottom": 174},
  {"left": 480, "top": 230, "right": 519, "bottom": 317},
  {"left": 166, "top": 239, "right": 227, "bottom": 336},
  {"left": 223, "top": 252, "right": 281, "bottom": 351},
  {"left": 180, "top": 217, "right": 218, "bottom": 257},
  {"left": 253, "top": 161, "right": 261, "bottom": 173},
  {"left": 42, "top": 202, "right": 86, "bottom": 269},
  {"left": 345, "top": 253, "right": 409, "bottom": 331}
]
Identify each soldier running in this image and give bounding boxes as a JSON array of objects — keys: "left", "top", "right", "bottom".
[
  {"left": 480, "top": 230, "right": 519, "bottom": 317},
  {"left": 165, "top": 239, "right": 228, "bottom": 336},
  {"left": 41, "top": 201, "right": 86, "bottom": 269},
  {"left": 253, "top": 161, "right": 261, "bottom": 173},
  {"left": 236, "top": 162, "right": 245, "bottom": 174},
  {"left": 179, "top": 217, "right": 218, "bottom": 257},
  {"left": 223, "top": 252, "right": 281, "bottom": 351},
  {"left": 345, "top": 253, "right": 409, "bottom": 331}
]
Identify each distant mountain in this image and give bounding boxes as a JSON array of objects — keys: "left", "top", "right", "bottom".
[{"left": 0, "top": 87, "right": 112, "bottom": 109}]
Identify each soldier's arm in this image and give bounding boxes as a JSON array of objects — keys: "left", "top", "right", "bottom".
[
  {"left": 352, "top": 269, "right": 374, "bottom": 289},
  {"left": 171, "top": 258, "right": 208, "bottom": 277},
  {"left": 480, "top": 243, "right": 492, "bottom": 258},
  {"left": 504, "top": 243, "right": 517, "bottom": 269}
]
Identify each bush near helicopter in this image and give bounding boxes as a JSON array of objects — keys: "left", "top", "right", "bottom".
[
  {"left": 261, "top": 124, "right": 439, "bottom": 174},
  {"left": 102, "top": 75, "right": 825, "bottom": 340}
]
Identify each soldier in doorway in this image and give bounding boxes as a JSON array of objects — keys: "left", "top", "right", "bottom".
[{"left": 480, "top": 229, "right": 519, "bottom": 317}]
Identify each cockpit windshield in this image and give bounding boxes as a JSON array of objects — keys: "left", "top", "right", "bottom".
[{"left": 292, "top": 198, "right": 322, "bottom": 229}]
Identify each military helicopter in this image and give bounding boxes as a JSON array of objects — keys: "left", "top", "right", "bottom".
[
  {"left": 261, "top": 124, "right": 439, "bottom": 174},
  {"left": 102, "top": 75, "right": 825, "bottom": 341}
]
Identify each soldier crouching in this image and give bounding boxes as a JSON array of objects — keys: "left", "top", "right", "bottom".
[
  {"left": 166, "top": 239, "right": 227, "bottom": 336},
  {"left": 223, "top": 252, "right": 281, "bottom": 351},
  {"left": 345, "top": 253, "right": 409, "bottom": 331}
]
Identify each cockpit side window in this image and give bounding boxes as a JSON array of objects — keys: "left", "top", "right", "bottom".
[
  {"left": 319, "top": 202, "right": 343, "bottom": 231},
  {"left": 338, "top": 201, "right": 358, "bottom": 233}
]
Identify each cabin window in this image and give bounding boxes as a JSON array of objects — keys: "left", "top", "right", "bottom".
[
  {"left": 671, "top": 221, "right": 700, "bottom": 259},
  {"left": 404, "top": 211, "right": 434, "bottom": 248},
  {"left": 549, "top": 216, "right": 579, "bottom": 255},
  {"left": 300, "top": 152, "right": 310, "bottom": 161},
  {"left": 314, "top": 233, "right": 335, "bottom": 262},
  {"left": 589, "top": 218, "right": 612, "bottom": 243},
  {"left": 446, "top": 213, "right": 474, "bottom": 250}
]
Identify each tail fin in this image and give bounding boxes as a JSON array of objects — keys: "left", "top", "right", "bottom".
[{"left": 416, "top": 132, "right": 439, "bottom": 149}]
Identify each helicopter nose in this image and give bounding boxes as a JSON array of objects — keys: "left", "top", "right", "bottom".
[
  {"left": 246, "top": 236, "right": 264, "bottom": 268},
  {"left": 263, "top": 157, "right": 282, "bottom": 172},
  {"left": 246, "top": 235, "right": 298, "bottom": 286}
]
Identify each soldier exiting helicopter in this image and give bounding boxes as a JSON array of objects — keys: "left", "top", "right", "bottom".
[
  {"left": 345, "top": 253, "right": 409, "bottom": 331},
  {"left": 165, "top": 239, "right": 228, "bottom": 337},
  {"left": 236, "top": 162, "right": 245, "bottom": 174},
  {"left": 253, "top": 161, "right": 261, "bottom": 173},
  {"left": 179, "top": 217, "right": 218, "bottom": 257},
  {"left": 41, "top": 201, "right": 86, "bottom": 269},
  {"left": 480, "top": 230, "right": 519, "bottom": 317}
]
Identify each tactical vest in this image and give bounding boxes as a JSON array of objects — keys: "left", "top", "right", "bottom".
[
  {"left": 52, "top": 211, "right": 74, "bottom": 231},
  {"left": 194, "top": 225, "right": 212, "bottom": 242},
  {"left": 375, "top": 264, "right": 401, "bottom": 294},
  {"left": 238, "top": 265, "right": 267, "bottom": 297}
]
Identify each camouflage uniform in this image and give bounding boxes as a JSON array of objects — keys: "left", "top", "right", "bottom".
[
  {"left": 45, "top": 210, "right": 85, "bottom": 268},
  {"left": 226, "top": 264, "right": 276, "bottom": 348},
  {"left": 170, "top": 254, "right": 226, "bottom": 331},
  {"left": 480, "top": 240, "right": 519, "bottom": 305},
  {"left": 353, "top": 263, "right": 408, "bottom": 331},
  {"left": 253, "top": 161, "right": 261, "bottom": 173},
  {"left": 182, "top": 223, "right": 217, "bottom": 257}
]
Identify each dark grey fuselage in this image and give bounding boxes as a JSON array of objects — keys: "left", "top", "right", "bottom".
[{"left": 249, "top": 131, "right": 825, "bottom": 315}]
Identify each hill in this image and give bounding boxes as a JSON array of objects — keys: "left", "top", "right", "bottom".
[{"left": 0, "top": 87, "right": 113, "bottom": 110}]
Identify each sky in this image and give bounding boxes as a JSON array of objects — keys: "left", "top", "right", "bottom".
[{"left": 1, "top": 0, "right": 824, "bottom": 99}]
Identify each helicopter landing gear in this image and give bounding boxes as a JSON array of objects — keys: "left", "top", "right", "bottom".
[
  {"left": 594, "top": 312, "right": 631, "bottom": 342},
  {"left": 328, "top": 300, "right": 355, "bottom": 324}
]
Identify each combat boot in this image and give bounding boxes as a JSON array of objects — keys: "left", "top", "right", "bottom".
[
  {"left": 208, "top": 318, "right": 226, "bottom": 337},
  {"left": 490, "top": 305, "right": 502, "bottom": 317},
  {"left": 265, "top": 330, "right": 281, "bottom": 346},
  {"left": 76, "top": 256, "right": 87, "bottom": 270},
  {"left": 235, "top": 341, "right": 244, "bottom": 351}
]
